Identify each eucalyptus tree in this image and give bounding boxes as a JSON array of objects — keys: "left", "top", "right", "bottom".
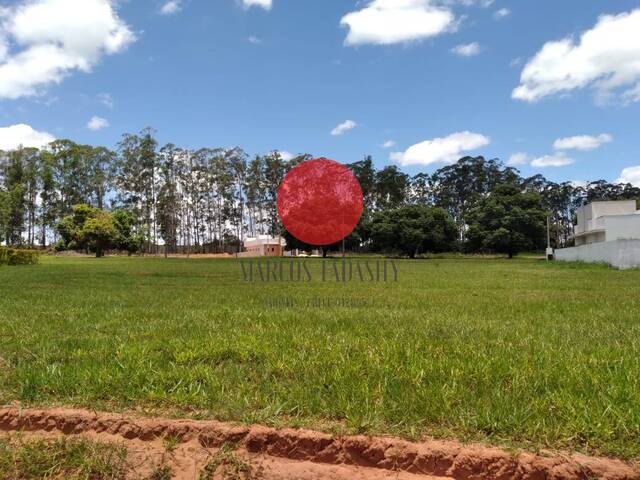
[
  {"left": 115, "top": 128, "right": 159, "bottom": 254},
  {"left": 50, "top": 140, "right": 89, "bottom": 217},
  {"left": 38, "top": 151, "right": 58, "bottom": 246},
  {"left": 430, "top": 156, "right": 514, "bottom": 241},
  {"left": 225, "top": 147, "right": 248, "bottom": 248},
  {"left": 374, "top": 165, "right": 410, "bottom": 210},
  {"left": 157, "top": 144, "right": 181, "bottom": 255},
  {"left": 245, "top": 155, "right": 267, "bottom": 237},
  {"left": 2, "top": 148, "right": 27, "bottom": 245}
]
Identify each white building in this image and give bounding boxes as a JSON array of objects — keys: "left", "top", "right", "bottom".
[
  {"left": 555, "top": 200, "right": 640, "bottom": 269},
  {"left": 237, "top": 235, "right": 286, "bottom": 258}
]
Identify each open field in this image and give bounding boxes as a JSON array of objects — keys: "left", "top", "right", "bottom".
[{"left": 1, "top": 256, "right": 639, "bottom": 461}]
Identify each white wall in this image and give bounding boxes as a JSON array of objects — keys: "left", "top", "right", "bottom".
[
  {"left": 592, "top": 200, "right": 636, "bottom": 218},
  {"left": 575, "top": 201, "right": 637, "bottom": 235},
  {"left": 555, "top": 239, "right": 640, "bottom": 270},
  {"left": 604, "top": 215, "right": 640, "bottom": 242}
]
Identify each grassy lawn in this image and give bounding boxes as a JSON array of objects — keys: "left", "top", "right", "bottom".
[
  {"left": 0, "top": 256, "right": 639, "bottom": 459},
  {"left": 0, "top": 436, "right": 128, "bottom": 479}
]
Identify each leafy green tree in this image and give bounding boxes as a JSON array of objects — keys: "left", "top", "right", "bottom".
[
  {"left": 78, "top": 210, "right": 118, "bottom": 257},
  {"left": 370, "top": 205, "right": 458, "bottom": 258},
  {"left": 0, "top": 189, "right": 9, "bottom": 245},
  {"left": 112, "top": 209, "right": 144, "bottom": 255},
  {"left": 467, "top": 184, "right": 547, "bottom": 258},
  {"left": 57, "top": 205, "right": 141, "bottom": 257},
  {"left": 3, "top": 149, "right": 27, "bottom": 245}
]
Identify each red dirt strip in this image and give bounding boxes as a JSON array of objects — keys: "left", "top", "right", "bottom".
[{"left": 0, "top": 408, "right": 638, "bottom": 480}]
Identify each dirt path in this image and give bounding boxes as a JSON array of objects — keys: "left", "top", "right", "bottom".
[{"left": 1, "top": 408, "right": 638, "bottom": 480}]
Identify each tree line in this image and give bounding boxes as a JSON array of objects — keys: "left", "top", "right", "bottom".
[{"left": 1, "top": 127, "right": 639, "bottom": 257}]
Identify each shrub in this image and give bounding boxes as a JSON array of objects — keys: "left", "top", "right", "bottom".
[{"left": 0, "top": 246, "right": 39, "bottom": 266}]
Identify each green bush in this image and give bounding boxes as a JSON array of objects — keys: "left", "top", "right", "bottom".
[{"left": 0, "top": 246, "right": 39, "bottom": 266}]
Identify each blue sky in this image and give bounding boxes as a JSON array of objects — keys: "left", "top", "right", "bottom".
[{"left": 1, "top": 0, "right": 640, "bottom": 186}]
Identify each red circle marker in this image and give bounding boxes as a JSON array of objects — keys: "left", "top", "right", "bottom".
[{"left": 277, "top": 158, "right": 363, "bottom": 246}]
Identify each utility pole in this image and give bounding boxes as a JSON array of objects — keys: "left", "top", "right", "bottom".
[{"left": 546, "top": 216, "right": 554, "bottom": 261}]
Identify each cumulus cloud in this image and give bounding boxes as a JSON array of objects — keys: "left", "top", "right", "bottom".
[
  {"left": 242, "top": 0, "right": 272, "bottom": 10},
  {"left": 513, "top": 9, "right": 640, "bottom": 103},
  {"left": 530, "top": 153, "right": 575, "bottom": 168},
  {"left": 87, "top": 116, "right": 109, "bottom": 131},
  {"left": 341, "top": 0, "right": 456, "bottom": 46},
  {"left": 98, "top": 92, "right": 114, "bottom": 109},
  {"left": 451, "top": 42, "right": 481, "bottom": 57},
  {"left": 553, "top": 133, "right": 612, "bottom": 151},
  {"left": 0, "top": 123, "right": 55, "bottom": 150},
  {"left": 381, "top": 140, "right": 396, "bottom": 148},
  {"left": 160, "top": 1, "right": 181, "bottom": 15},
  {"left": 617, "top": 166, "right": 640, "bottom": 186},
  {"left": 247, "top": 35, "right": 262, "bottom": 44},
  {"left": 331, "top": 120, "right": 357, "bottom": 136},
  {"left": 390, "top": 131, "right": 490, "bottom": 166},
  {"left": 493, "top": 8, "right": 510, "bottom": 19},
  {"left": 0, "top": 0, "right": 135, "bottom": 100},
  {"left": 507, "top": 152, "right": 529, "bottom": 166}
]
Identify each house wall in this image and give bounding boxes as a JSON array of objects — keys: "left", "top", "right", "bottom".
[
  {"left": 555, "top": 239, "right": 640, "bottom": 269},
  {"left": 592, "top": 200, "right": 637, "bottom": 218},
  {"left": 604, "top": 215, "right": 640, "bottom": 242},
  {"left": 237, "top": 243, "right": 283, "bottom": 258},
  {"left": 575, "top": 231, "right": 605, "bottom": 246},
  {"left": 575, "top": 201, "right": 636, "bottom": 235}
]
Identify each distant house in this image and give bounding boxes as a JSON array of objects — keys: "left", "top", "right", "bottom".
[
  {"left": 556, "top": 200, "right": 640, "bottom": 269},
  {"left": 574, "top": 201, "right": 640, "bottom": 245},
  {"left": 237, "top": 235, "right": 285, "bottom": 258}
]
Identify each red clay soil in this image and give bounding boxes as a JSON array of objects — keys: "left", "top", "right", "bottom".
[{"left": 1, "top": 407, "right": 638, "bottom": 480}]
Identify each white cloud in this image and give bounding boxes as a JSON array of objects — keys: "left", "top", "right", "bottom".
[
  {"left": 451, "top": 42, "right": 480, "bottom": 57},
  {"left": 87, "top": 116, "right": 109, "bottom": 131},
  {"left": 390, "top": 131, "right": 490, "bottom": 166},
  {"left": 513, "top": 9, "right": 640, "bottom": 103},
  {"left": 553, "top": 133, "right": 612, "bottom": 151},
  {"left": 381, "top": 140, "right": 396, "bottom": 148},
  {"left": 493, "top": 8, "right": 510, "bottom": 19},
  {"left": 530, "top": 153, "right": 575, "bottom": 168},
  {"left": 507, "top": 152, "right": 529, "bottom": 166},
  {"left": 242, "top": 0, "right": 272, "bottom": 10},
  {"left": 277, "top": 150, "right": 294, "bottom": 161},
  {"left": 247, "top": 35, "right": 262, "bottom": 44},
  {"left": 447, "top": 0, "right": 493, "bottom": 7},
  {"left": 340, "top": 0, "right": 456, "bottom": 46},
  {"left": 160, "top": 1, "right": 181, "bottom": 15},
  {"left": 617, "top": 166, "right": 640, "bottom": 186},
  {"left": 98, "top": 92, "right": 113, "bottom": 109},
  {"left": 0, "top": 0, "right": 135, "bottom": 100},
  {"left": 331, "top": 120, "right": 357, "bottom": 136},
  {"left": 0, "top": 123, "right": 55, "bottom": 150}
]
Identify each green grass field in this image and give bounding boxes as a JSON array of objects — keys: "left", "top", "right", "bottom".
[{"left": 1, "top": 256, "right": 639, "bottom": 459}]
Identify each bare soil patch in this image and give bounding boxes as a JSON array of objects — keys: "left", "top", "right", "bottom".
[{"left": 1, "top": 408, "right": 637, "bottom": 480}]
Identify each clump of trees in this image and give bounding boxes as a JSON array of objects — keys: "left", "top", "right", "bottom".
[
  {"left": 1, "top": 128, "right": 639, "bottom": 258},
  {"left": 56, "top": 205, "right": 142, "bottom": 257},
  {"left": 466, "top": 185, "right": 547, "bottom": 258},
  {"left": 370, "top": 205, "right": 458, "bottom": 258}
]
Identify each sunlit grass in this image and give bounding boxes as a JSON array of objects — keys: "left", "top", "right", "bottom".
[
  {"left": 1, "top": 256, "right": 639, "bottom": 458},
  {"left": 0, "top": 436, "right": 127, "bottom": 479}
]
